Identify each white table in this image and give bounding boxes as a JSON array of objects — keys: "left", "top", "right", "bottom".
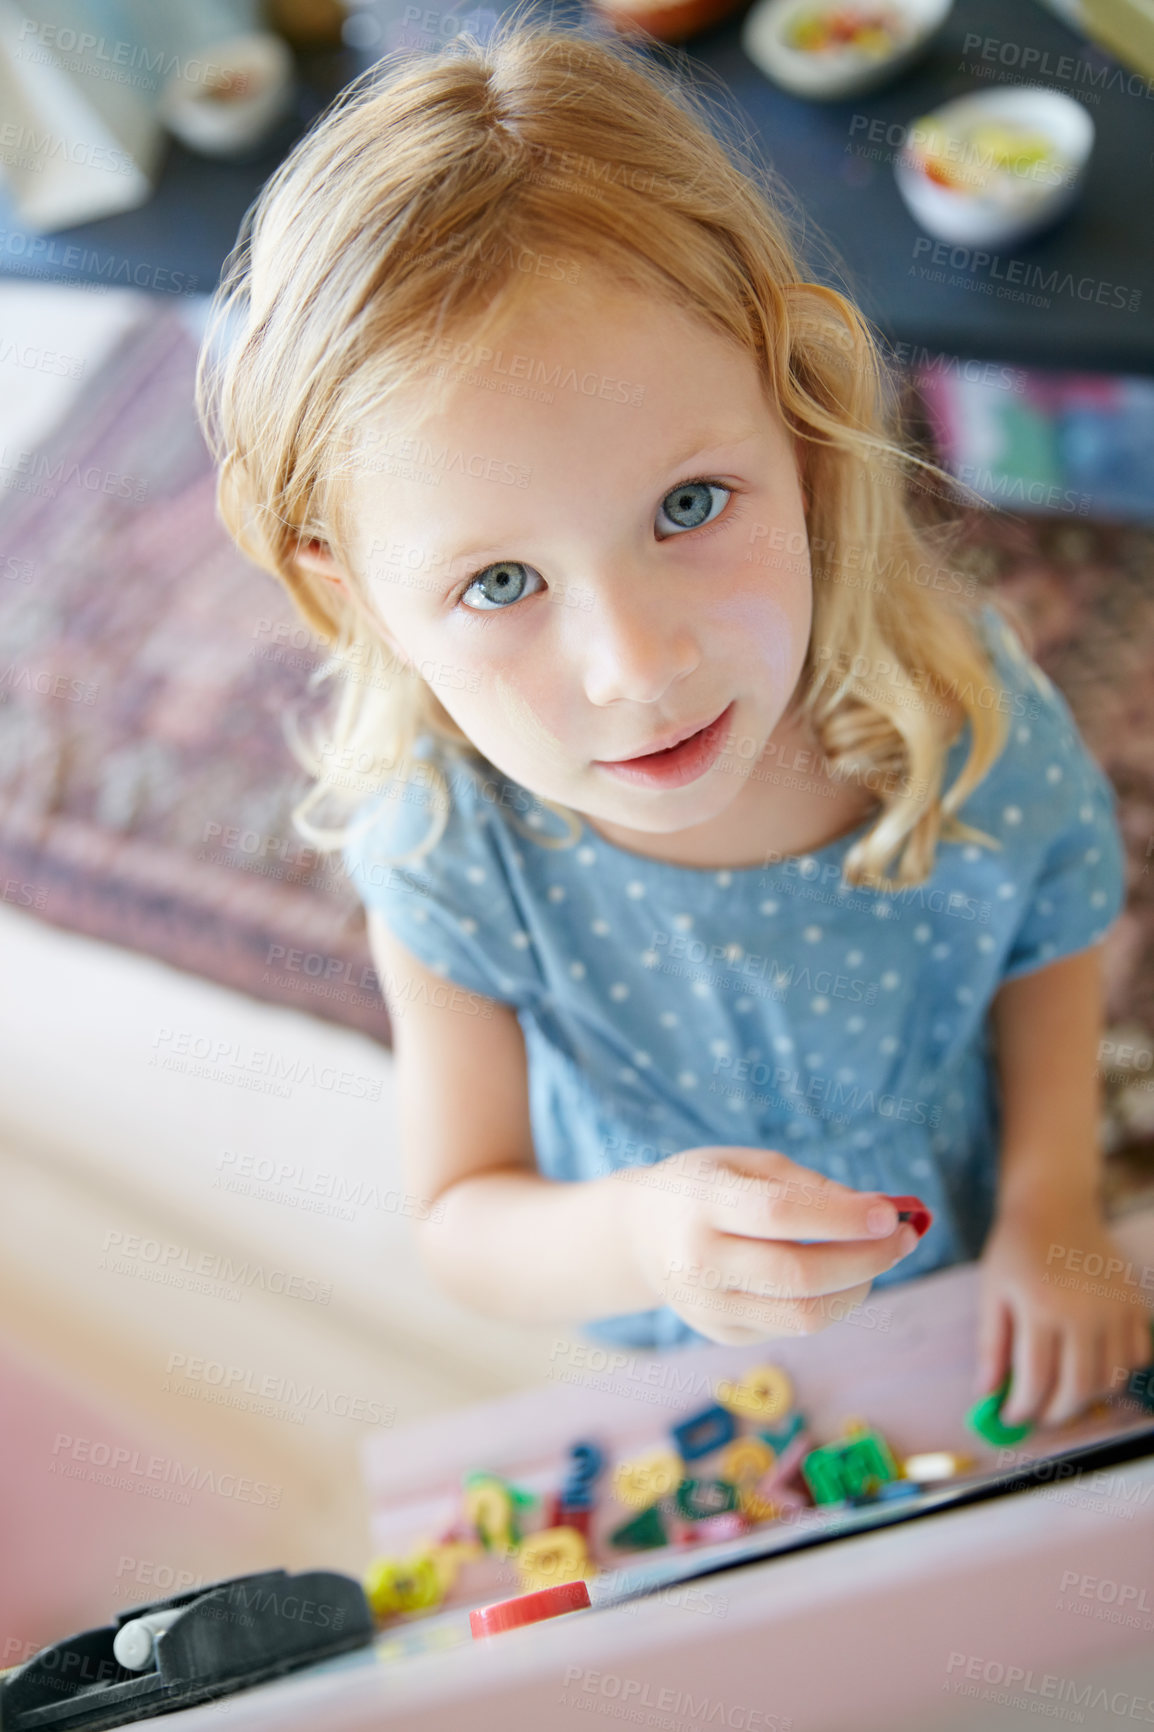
[{"left": 52, "top": 1206, "right": 1154, "bottom": 1732}]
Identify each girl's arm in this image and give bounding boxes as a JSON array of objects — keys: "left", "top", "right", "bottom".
[
  {"left": 369, "top": 913, "right": 919, "bottom": 1338},
  {"left": 980, "top": 945, "right": 1153, "bottom": 1423},
  {"left": 369, "top": 912, "right": 653, "bottom": 1319},
  {"left": 989, "top": 944, "right": 1103, "bottom": 1220},
  {"left": 418, "top": 1165, "right": 659, "bottom": 1321}
]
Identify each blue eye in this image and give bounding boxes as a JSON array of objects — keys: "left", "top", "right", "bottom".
[
  {"left": 455, "top": 479, "right": 733, "bottom": 612},
  {"left": 458, "top": 560, "right": 541, "bottom": 613},
  {"left": 656, "top": 479, "right": 731, "bottom": 534}
]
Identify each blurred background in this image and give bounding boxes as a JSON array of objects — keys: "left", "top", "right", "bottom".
[{"left": 2, "top": 0, "right": 1154, "bottom": 1672}]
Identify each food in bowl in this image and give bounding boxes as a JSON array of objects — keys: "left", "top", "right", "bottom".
[
  {"left": 742, "top": 0, "right": 952, "bottom": 101},
  {"left": 784, "top": 5, "right": 910, "bottom": 56},
  {"left": 894, "top": 88, "right": 1095, "bottom": 247},
  {"left": 905, "top": 115, "right": 1074, "bottom": 202}
]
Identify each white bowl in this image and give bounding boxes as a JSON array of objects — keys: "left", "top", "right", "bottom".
[
  {"left": 160, "top": 32, "right": 295, "bottom": 158},
  {"left": 894, "top": 86, "right": 1095, "bottom": 247},
  {"left": 742, "top": 0, "right": 953, "bottom": 101}
]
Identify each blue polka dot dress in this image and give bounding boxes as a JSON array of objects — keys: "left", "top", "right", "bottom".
[{"left": 342, "top": 605, "right": 1126, "bottom": 1349}]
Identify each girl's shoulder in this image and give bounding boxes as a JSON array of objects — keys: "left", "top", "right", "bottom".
[
  {"left": 959, "top": 603, "right": 1125, "bottom": 976},
  {"left": 341, "top": 736, "right": 527, "bottom": 896},
  {"left": 340, "top": 738, "right": 547, "bottom": 1008},
  {"left": 964, "top": 600, "right": 1094, "bottom": 781},
  {"left": 953, "top": 599, "right": 1117, "bottom": 849},
  {"left": 973, "top": 600, "right": 1064, "bottom": 727}
]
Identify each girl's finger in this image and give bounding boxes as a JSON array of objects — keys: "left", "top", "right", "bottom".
[
  {"left": 1127, "top": 1308, "right": 1154, "bottom": 1375},
  {"left": 1107, "top": 1310, "right": 1152, "bottom": 1409},
  {"left": 686, "top": 1223, "right": 918, "bottom": 1313},
  {"left": 1040, "top": 1323, "right": 1101, "bottom": 1428},
  {"left": 688, "top": 1278, "right": 878, "bottom": 1340},
  {"left": 1003, "top": 1318, "right": 1060, "bottom": 1425},
  {"left": 1093, "top": 1312, "right": 1139, "bottom": 1406},
  {"left": 974, "top": 1296, "right": 1012, "bottom": 1400},
  {"left": 702, "top": 1159, "right": 903, "bottom": 1245}
]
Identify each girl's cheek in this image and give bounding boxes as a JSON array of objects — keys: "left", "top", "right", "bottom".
[
  {"left": 493, "top": 671, "right": 566, "bottom": 758},
  {"left": 717, "top": 592, "right": 804, "bottom": 689}
]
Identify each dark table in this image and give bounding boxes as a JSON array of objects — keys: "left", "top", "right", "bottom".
[
  {"left": 687, "top": 0, "right": 1154, "bottom": 373},
  {"left": 1, "top": 0, "right": 1150, "bottom": 372},
  {"left": 0, "top": 42, "right": 354, "bottom": 304}
]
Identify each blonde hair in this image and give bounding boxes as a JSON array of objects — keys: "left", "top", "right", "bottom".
[{"left": 195, "top": 4, "right": 1010, "bottom": 889}]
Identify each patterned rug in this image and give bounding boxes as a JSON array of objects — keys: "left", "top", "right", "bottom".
[
  {"left": 1, "top": 297, "right": 1152, "bottom": 1193},
  {"left": 0, "top": 298, "right": 389, "bottom": 1045}
]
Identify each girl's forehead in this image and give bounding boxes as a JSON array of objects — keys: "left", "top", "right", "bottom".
[
  {"left": 450, "top": 268, "right": 730, "bottom": 363},
  {"left": 372, "top": 286, "right": 766, "bottom": 434}
]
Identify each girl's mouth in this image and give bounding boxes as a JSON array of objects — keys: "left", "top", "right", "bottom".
[{"left": 594, "top": 701, "right": 734, "bottom": 790}]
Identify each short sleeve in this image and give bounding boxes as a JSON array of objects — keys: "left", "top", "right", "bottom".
[
  {"left": 341, "top": 747, "right": 543, "bottom": 1010},
  {"left": 981, "top": 611, "right": 1128, "bottom": 982}
]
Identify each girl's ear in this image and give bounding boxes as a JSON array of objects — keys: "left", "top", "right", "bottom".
[
  {"left": 290, "top": 536, "right": 413, "bottom": 671},
  {"left": 293, "top": 537, "right": 346, "bottom": 589}
]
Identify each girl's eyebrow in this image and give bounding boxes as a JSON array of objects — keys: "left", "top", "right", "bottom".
[{"left": 433, "top": 424, "right": 762, "bottom": 577}]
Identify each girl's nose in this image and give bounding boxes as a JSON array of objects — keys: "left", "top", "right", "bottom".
[{"left": 577, "top": 569, "right": 701, "bottom": 708}]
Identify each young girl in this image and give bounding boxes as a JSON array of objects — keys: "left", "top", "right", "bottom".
[{"left": 196, "top": 7, "right": 1151, "bottom": 1431}]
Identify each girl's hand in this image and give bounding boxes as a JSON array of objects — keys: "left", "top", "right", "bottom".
[
  {"left": 975, "top": 1201, "right": 1154, "bottom": 1427},
  {"left": 614, "top": 1145, "right": 920, "bottom": 1345}
]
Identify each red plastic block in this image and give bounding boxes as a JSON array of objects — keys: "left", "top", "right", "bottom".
[
  {"left": 470, "top": 1579, "right": 591, "bottom": 1638},
  {"left": 887, "top": 1194, "right": 933, "bottom": 1238}
]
